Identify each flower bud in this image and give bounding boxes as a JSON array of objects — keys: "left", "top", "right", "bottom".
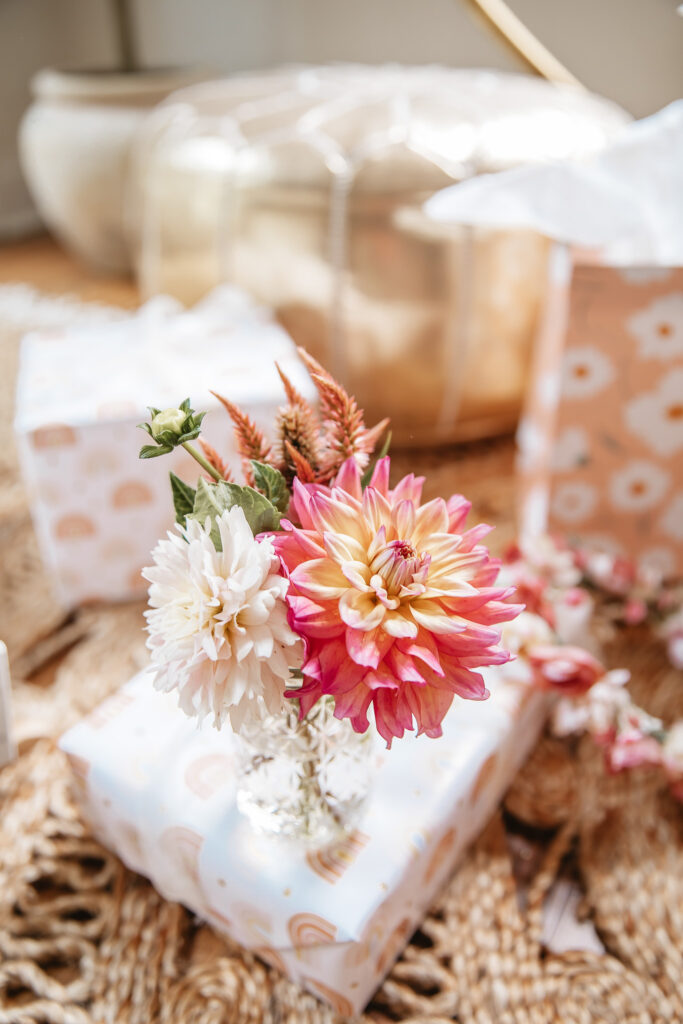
[{"left": 151, "top": 408, "right": 186, "bottom": 440}]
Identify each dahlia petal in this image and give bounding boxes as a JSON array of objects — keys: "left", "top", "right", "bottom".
[
  {"left": 428, "top": 550, "right": 487, "bottom": 580},
  {"left": 318, "top": 638, "right": 364, "bottom": 692},
  {"left": 422, "top": 576, "right": 479, "bottom": 598},
  {"left": 289, "top": 477, "right": 318, "bottom": 530},
  {"left": 340, "top": 589, "right": 386, "bottom": 631},
  {"left": 409, "top": 600, "right": 467, "bottom": 635},
  {"left": 373, "top": 689, "right": 411, "bottom": 745},
  {"left": 296, "top": 688, "right": 323, "bottom": 719},
  {"left": 301, "top": 654, "right": 322, "bottom": 681},
  {"left": 431, "top": 586, "right": 514, "bottom": 614},
  {"left": 421, "top": 533, "right": 465, "bottom": 563},
  {"left": 474, "top": 565, "right": 503, "bottom": 588},
  {"left": 287, "top": 595, "right": 344, "bottom": 638},
  {"left": 340, "top": 561, "right": 373, "bottom": 591},
  {"left": 405, "top": 685, "right": 454, "bottom": 737},
  {"left": 390, "top": 473, "right": 425, "bottom": 506},
  {"left": 272, "top": 528, "right": 325, "bottom": 570},
  {"left": 323, "top": 531, "right": 366, "bottom": 565},
  {"left": 451, "top": 649, "right": 511, "bottom": 667},
  {"left": 331, "top": 682, "right": 373, "bottom": 731},
  {"left": 362, "top": 487, "right": 392, "bottom": 534},
  {"left": 399, "top": 632, "right": 445, "bottom": 676},
  {"left": 309, "top": 493, "right": 365, "bottom": 542},
  {"left": 368, "top": 456, "right": 390, "bottom": 496},
  {"left": 412, "top": 498, "right": 449, "bottom": 545},
  {"left": 364, "top": 665, "right": 399, "bottom": 690},
  {"left": 366, "top": 524, "right": 388, "bottom": 561},
  {"left": 437, "top": 663, "right": 489, "bottom": 700},
  {"left": 345, "top": 626, "right": 393, "bottom": 669},
  {"left": 465, "top": 601, "right": 525, "bottom": 625},
  {"left": 333, "top": 458, "right": 363, "bottom": 500},
  {"left": 382, "top": 612, "right": 419, "bottom": 638},
  {"left": 387, "top": 645, "right": 426, "bottom": 684},
  {"left": 446, "top": 494, "right": 471, "bottom": 533},
  {"left": 289, "top": 558, "right": 347, "bottom": 600},
  {"left": 392, "top": 499, "right": 416, "bottom": 539},
  {"left": 459, "top": 523, "right": 494, "bottom": 552},
  {"left": 375, "top": 586, "right": 400, "bottom": 611},
  {"left": 423, "top": 725, "right": 444, "bottom": 739}
]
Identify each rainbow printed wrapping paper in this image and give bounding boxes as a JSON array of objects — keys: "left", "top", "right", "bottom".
[
  {"left": 60, "top": 663, "right": 547, "bottom": 1014},
  {"left": 13, "top": 287, "right": 315, "bottom": 608}
]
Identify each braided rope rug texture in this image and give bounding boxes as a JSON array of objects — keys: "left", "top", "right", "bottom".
[{"left": 0, "top": 286, "right": 682, "bottom": 1023}]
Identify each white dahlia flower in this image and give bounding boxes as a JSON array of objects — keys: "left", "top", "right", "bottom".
[{"left": 143, "top": 506, "right": 301, "bottom": 731}]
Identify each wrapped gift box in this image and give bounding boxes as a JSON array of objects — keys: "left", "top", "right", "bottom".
[
  {"left": 517, "top": 255, "right": 683, "bottom": 576},
  {"left": 424, "top": 101, "right": 683, "bottom": 574},
  {"left": 14, "top": 288, "right": 316, "bottom": 607},
  {"left": 59, "top": 664, "right": 548, "bottom": 1015}
]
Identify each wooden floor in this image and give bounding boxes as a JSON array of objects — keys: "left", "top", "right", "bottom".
[{"left": 0, "top": 234, "right": 138, "bottom": 309}]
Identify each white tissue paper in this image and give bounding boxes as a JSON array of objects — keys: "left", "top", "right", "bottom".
[{"left": 424, "top": 100, "right": 683, "bottom": 265}]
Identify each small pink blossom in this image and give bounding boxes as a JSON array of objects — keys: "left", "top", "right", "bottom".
[
  {"left": 669, "top": 635, "right": 683, "bottom": 671},
  {"left": 529, "top": 645, "right": 605, "bottom": 697},
  {"left": 584, "top": 552, "right": 636, "bottom": 596},
  {"left": 550, "top": 670, "right": 629, "bottom": 739},
  {"left": 604, "top": 731, "right": 662, "bottom": 773},
  {"left": 599, "top": 702, "right": 664, "bottom": 774},
  {"left": 660, "top": 611, "right": 683, "bottom": 669},
  {"left": 623, "top": 598, "right": 648, "bottom": 625}
]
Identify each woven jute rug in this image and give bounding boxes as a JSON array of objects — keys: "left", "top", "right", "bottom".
[{"left": 0, "top": 286, "right": 681, "bottom": 1023}]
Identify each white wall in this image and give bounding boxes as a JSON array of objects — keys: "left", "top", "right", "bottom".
[
  {"left": 0, "top": 0, "right": 116, "bottom": 236},
  {"left": 129, "top": 0, "right": 683, "bottom": 117},
  {"left": 1, "top": 0, "right": 682, "bottom": 236}
]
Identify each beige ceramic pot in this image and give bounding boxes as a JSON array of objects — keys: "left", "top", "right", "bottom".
[{"left": 19, "top": 67, "right": 207, "bottom": 273}]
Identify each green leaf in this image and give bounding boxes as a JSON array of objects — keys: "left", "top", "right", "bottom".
[
  {"left": 188, "top": 477, "right": 281, "bottom": 548},
  {"left": 190, "top": 478, "right": 232, "bottom": 548},
  {"left": 251, "top": 461, "right": 290, "bottom": 513},
  {"left": 223, "top": 483, "right": 282, "bottom": 536},
  {"left": 139, "top": 443, "right": 172, "bottom": 459},
  {"left": 169, "top": 472, "right": 196, "bottom": 525},
  {"left": 361, "top": 430, "right": 392, "bottom": 488}
]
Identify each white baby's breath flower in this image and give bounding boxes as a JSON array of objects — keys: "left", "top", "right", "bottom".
[
  {"left": 143, "top": 506, "right": 301, "bottom": 732},
  {"left": 501, "top": 611, "right": 553, "bottom": 657}
]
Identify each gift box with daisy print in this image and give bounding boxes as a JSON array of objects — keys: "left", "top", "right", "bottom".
[{"left": 518, "top": 249, "right": 683, "bottom": 578}]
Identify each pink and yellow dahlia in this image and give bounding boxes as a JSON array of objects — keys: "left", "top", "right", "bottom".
[{"left": 273, "top": 457, "right": 521, "bottom": 744}]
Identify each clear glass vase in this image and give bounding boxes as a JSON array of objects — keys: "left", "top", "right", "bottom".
[{"left": 234, "top": 697, "right": 373, "bottom": 844}]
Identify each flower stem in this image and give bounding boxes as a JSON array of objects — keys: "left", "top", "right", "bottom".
[
  {"left": 298, "top": 705, "right": 345, "bottom": 837},
  {"left": 182, "top": 441, "right": 223, "bottom": 482}
]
